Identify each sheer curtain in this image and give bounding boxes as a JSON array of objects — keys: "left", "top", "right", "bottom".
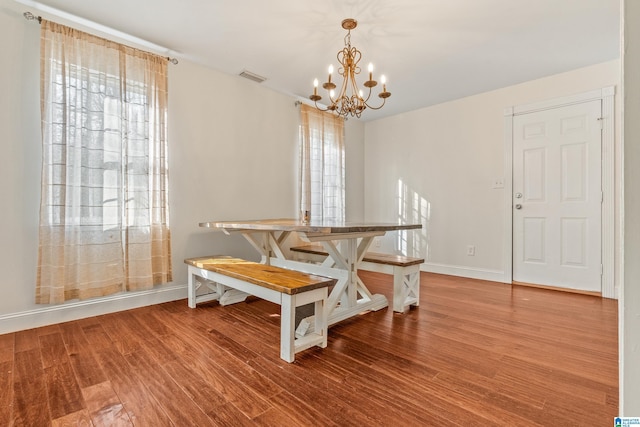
[
  {"left": 36, "top": 20, "right": 172, "bottom": 304},
  {"left": 299, "top": 104, "right": 346, "bottom": 223}
]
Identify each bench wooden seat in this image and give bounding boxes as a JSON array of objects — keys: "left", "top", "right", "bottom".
[
  {"left": 290, "top": 244, "right": 424, "bottom": 313},
  {"left": 184, "top": 255, "right": 335, "bottom": 362}
]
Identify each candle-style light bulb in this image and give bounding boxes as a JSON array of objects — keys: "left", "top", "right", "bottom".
[
  {"left": 328, "top": 65, "right": 334, "bottom": 84},
  {"left": 359, "top": 89, "right": 364, "bottom": 99},
  {"left": 368, "top": 63, "right": 373, "bottom": 81},
  {"left": 381, "top": 75, "right": 387, "bottom": 92},
  {"left": 329, "top": 89, "right": 335, "bottom": 99},
  {"left": 313, "top": 78, "right": 318, "bottom": 95}
]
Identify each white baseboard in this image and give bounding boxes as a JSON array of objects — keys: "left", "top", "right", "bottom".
[
  {"left": 421, "top": 262, "right": 507, "bottom": 283},
  {"left": 0, "top": 284, "right": 187, "bottom": 335}
]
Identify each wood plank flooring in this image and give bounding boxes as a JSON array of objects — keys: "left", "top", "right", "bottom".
[{"left": 1, "top": 272, "right": 618, "bottom": 426}]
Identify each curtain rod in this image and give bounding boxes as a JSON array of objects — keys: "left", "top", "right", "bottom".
[{"left": 21, "top": 10, "right": 179, "bottom": 65}]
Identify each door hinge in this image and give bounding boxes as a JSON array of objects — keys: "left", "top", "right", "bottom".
[
  {"left": 601, "top": 264, "right": 604, "bottom": 276},
  {"left": 597, "top": 117, "right": 604, "bottom": 129}
]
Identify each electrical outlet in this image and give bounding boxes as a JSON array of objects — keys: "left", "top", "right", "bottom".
[
  {"left": 374, "top": 237, "right": 381, "bottom": 248},
  {"left": 492, "top": 177, "right": 504, "bottom": 189},
  {"left": 467, "top": 245, "right": 476, "bottom": 256}
]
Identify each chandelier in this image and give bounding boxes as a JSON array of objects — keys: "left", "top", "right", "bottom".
[{"left": 309, "top": 18, "right": 390, "bottom": 118}]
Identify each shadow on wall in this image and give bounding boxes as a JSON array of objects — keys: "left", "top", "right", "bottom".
[{"left": 395, "top": 178, "right": 429, "bottom": 260}]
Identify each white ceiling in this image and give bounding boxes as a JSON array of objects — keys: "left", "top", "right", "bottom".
[{"left": 21, "top": 0, "right": 620, "bottom": 121}]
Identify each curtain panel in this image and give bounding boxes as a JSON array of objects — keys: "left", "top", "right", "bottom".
[
  {"left": 298, "top": 104, "right": 346, "bottom": 223},
  {"left": 36, "top": 20, "right": 172, "bottom": 304}
]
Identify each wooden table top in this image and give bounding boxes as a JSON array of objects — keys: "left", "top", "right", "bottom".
[{"left": 198, "top": 218, "right": 422, "bottom": 234}]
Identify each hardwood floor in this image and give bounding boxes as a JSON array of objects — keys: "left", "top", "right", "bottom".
[{"left": 1, "top": 272, "right": 618, "bottom": 426}]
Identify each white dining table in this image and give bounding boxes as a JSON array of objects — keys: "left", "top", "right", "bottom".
[{"left": 199, "top": 218, "right": 422, "bottom": 328}]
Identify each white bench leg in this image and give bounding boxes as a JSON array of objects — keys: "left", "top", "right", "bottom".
[
  {"left": 393, "top": 265, "right": 421, "bottom": 313},
  {"left": 408, "top": 268, "right": 420, "bottom": 308},
  {"left": 314, "top": 291, "right": 328, "bottom": 349},
  {"left": 280, "top": 288, "right": 328, "bottom": 363},
  {"left": 281, "top": 293, "right": 296, "bottom": 363},
  {"left": 188, "top": 269, "right": 198, "bottom": 308}
]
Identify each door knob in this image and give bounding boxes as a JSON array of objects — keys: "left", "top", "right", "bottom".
[
  {"left": 515, "top": 204, "right": 522, "bottom": 210},
  {"left": 515, "top": 193, "right": 523, "bottom": 198}
]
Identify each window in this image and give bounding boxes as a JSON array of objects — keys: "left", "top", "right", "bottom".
[
  {"left": 36, "top": 20, "right": 172, "bottom": 304},
  {"left": 299, "top": 104, "right": 345, "bottom": 223}
]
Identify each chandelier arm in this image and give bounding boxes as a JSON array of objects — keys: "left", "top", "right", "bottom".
[
  {"left": 313, "top": 100, "right": 331, "bottom": 112},
  {"left": 336, "top": 47, "right": 350, "bottom": 80},
  {"left": 362, "top": 97, "right": 387, "bottom": 110},
  {"left": 336, "top": 66, "right": 350, "bottom": 107},
  {"left": 345, "top": 46, "right": 365, "bottom": 114},
  {"left": 349, "top": 71, "right": 359, "bottom": 101},
  {"left": 362, "top": 85, "right": 373, "bottom": 104}
]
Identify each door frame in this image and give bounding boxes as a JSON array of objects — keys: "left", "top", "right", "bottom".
[{"left": 503, "top": 86, "right": 616, "bottom": 298}]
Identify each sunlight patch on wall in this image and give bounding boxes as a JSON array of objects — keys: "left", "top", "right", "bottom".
[{"left": 396, "top": 178, "right": 429, "bottom": 258}]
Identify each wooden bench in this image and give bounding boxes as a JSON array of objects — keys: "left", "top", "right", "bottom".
[
  {"left": 184, "top": 256, "right": 335, "bottom": 362},
  {"left": 289, "top": 245, "right": 424, "bottom": 313}
]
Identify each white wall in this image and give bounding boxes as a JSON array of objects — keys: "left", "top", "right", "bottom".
[
  {"left": 168, "top": 61, "right": 300, "bottom": 270},
  {"left": 364, "top": 60, "right": 621, "bottom": 284},
  {"left": 621, "top": 0, "right": 640, "bottom": 415},
  {"left": 345, "top": 119, "right": 365, "bottom": 222},
  {"left": 0, "top": 0, "right": 365, "bottom": 333},
  {"left": 0, "top": 3, "right": 43, "bottom": 320}
]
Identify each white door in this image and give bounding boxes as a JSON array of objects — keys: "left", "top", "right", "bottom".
[{"left": 513, "top": 100, "right": 602, "bottom": 293}]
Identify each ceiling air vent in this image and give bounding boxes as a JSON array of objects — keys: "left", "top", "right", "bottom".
[{"left": 239, "top": 70, "right": 267, "bottom": 83}]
